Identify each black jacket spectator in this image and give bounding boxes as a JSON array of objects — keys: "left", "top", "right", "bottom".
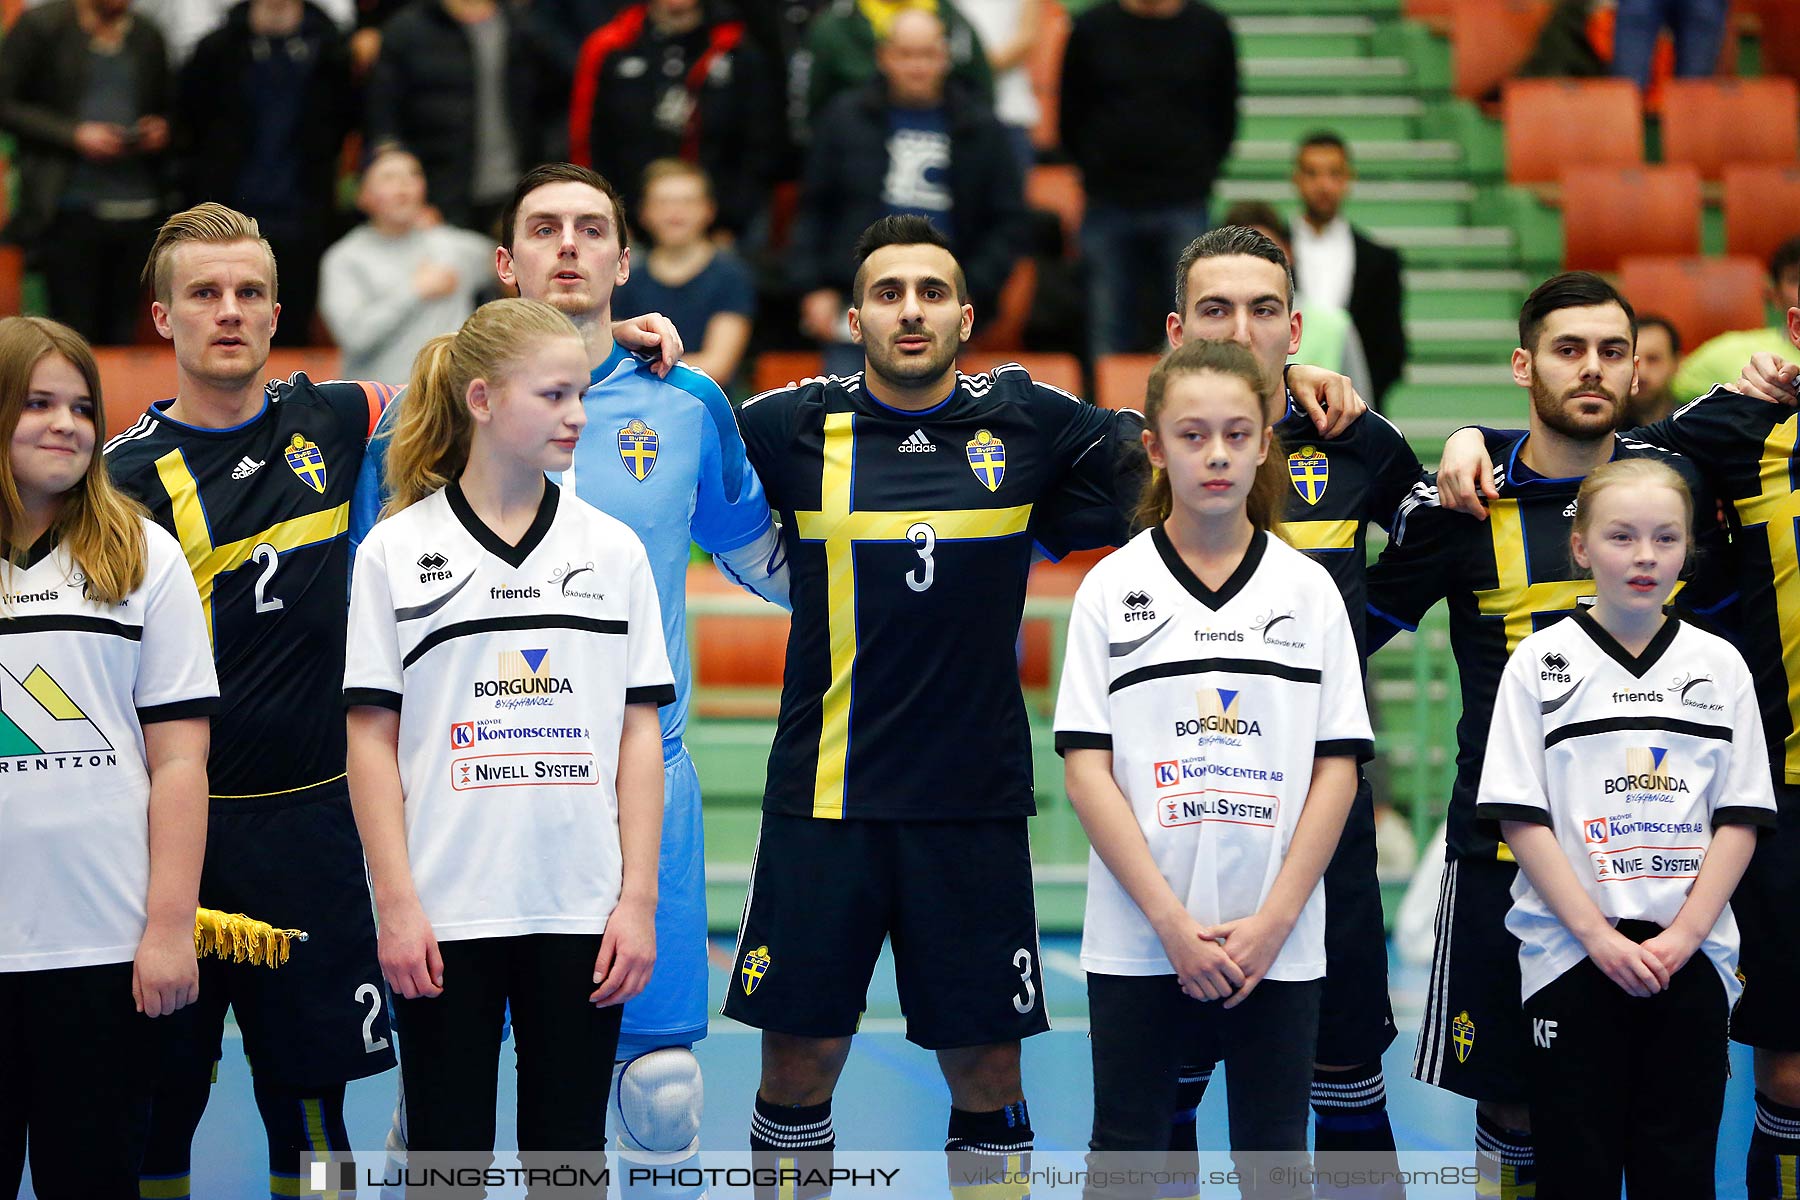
[
  {"left": 1058, "top": 0, "right": 1238, "bottom": 209},
  {"left": 568, "top": 3, "right": 777, "bottom": 238},
  {"left": 788, "top": 78, "right": 1025, "bottom": 314},
  {"left": 0, "top": 1, "right": 173, "bottom": 245},
  {"left": 1348, "top": 230, "right": 1407, "bottom": 408},
  {"left": 178, "top": 3, "right": 354, "bottom": 217},
  {"left": 365, "top": 0, "right": 562, "bottom": 230}
]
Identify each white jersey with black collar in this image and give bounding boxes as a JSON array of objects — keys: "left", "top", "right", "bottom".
[
  {"left": 1, "top": 519, "right": 218, "bottom": 971},
  {"left": 1476, "top": 611, "right": 1776, "bottom": 1003},
  {"left": 1053, "top": 526, "right": 1373, "bottom": 980},
  {"left": 344, "top": 481, "right": 675, "bottom": 942}
]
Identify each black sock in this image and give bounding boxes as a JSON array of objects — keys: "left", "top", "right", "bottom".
[
  {"left": 253, "top": 1078, "right": 353, "bottom": 1197},
  {"left": 138, "top": 1058, "right": 215, "bottom": 1200},
  {"left": 1159, "top": 1067, "right": 1212, "bottom": 1200},
  {"left": 1312, "top": 1062, "right": 1402, "bottom": 1198},
  {"left": 1748, "top": 1091, "right": 1800, "bottom": 1200},
  {"left": 946, "top": 1102, "right": 1033, "bottom": 1200},
  {"left": 750, "top": 1095, "right": 834, "bottom": 1200},
  {"left": 1474, "top": 1111, "right": 1535, "bottom": 1199}
]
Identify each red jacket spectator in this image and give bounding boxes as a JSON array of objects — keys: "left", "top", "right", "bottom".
[{"left": 568, "top": 1, "right": 777, "bottom": 238}]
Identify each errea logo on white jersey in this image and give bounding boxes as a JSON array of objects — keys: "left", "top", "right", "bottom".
[
  {"left": 898, "top": 429, "right": 936, "bottom": 453},
  {"left": 231, "top": 456, "right": 265, "bottom": 480}
]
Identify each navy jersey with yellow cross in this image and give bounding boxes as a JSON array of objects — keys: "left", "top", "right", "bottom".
[
  {"left": 1365, "top": 431, "right": 1726, "bottom": 863},
  {"left": 1635, "top": 386, "right": 1800, "bottom": 787},
  {"left": 1274, "top": 399, "right": 1422, "bottom": 658},
  {"left": 103, "top": 373, "right": 392, "bottom": 799},
  {"left": 737, "top": 364, "right": 1136, "bottom": 820}
]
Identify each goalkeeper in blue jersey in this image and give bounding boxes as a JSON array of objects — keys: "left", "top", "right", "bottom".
[{"left": 352, "top": 163, "right": 788, "bottom": 1191}]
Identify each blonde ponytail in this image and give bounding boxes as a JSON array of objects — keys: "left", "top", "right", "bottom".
[{"left": 382, "top": 298, "right": 583, "bottom": 515}]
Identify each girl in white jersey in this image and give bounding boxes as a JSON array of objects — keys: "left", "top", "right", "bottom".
[
  {"left": 1476, "top": 458, "right": 1773, "bottom": 1199},
  {"left": 1054, "top": 340, "right": 1369, "bottom": 1199},
  {"left": 0, "top": 317, "right": 215, "bottom": 1199},
  {"left": 345, "top": 299, "right": 673, "bottom": 1182}
]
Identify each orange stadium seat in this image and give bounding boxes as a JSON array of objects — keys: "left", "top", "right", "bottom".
[
  {"left": 1504, "top": 79, "right": 1643, "bottom": 184},
  {"left": 1095, "top": 353, "right": 1158, "bottom": 411},
  {"left": 1455, "top": 1, "right": 1552, "bottom": 102},
  {"left": 94, "top": 347, "right": 178, "bottom": 438},
  {"left": 0, "top": 247, "right": 23, "bottom": 319},
  {"left": 1723, "top": 164, "right": 1800, "bottom": 264},
  {"left": 1026, "top": 164, "right": 1085, "bottom": 259},
  {"left": 751, "top": 350, "right": 823, "bottom": 396},
  {"left": 1562, "top": 165, "right": 1700, "bottom": 272},
  {"left": 1029, "top": 0, "right": 1070, "bottom": 152},
  {"left": 959, "top": 350, "right": 1083, "bottom": 395},
  {"left": 1757, "top": 0, "right": 1800, "bottom": 82},
  {"left": 94, "top": 346, "right": 346, "bottom": 439},
  {"left": 968, "top": 258, "right": 1037, "bottom": 353},
  {"left": 1617, "top": 255, "right": 1767, "bottom": 349},
  {"left": 1660, "top": 78, "right": 1800, "bottom": 179}
]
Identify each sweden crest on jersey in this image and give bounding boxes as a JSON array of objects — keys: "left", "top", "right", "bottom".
[
  {"left": 1288, "top": 445, "right": 1328, "bottom": 505},
  {"left": 740, "top": 944, "right": 771, "bottom": 995},
  {"left": 284, "top": 434, "right": 328, "bottom": 493},
  {"left": 618, "top": 418, "right": 659, "bottom": 481},
  {"left": 1452, "top": 1010, "right": 1475, "bottom": 1063},
  {"left": 966, "top": 428, "right": 1006, "bottom": 491}
]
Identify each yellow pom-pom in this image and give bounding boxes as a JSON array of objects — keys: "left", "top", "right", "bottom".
[{"left": 193, "top": 907, "right": 308, "bottom": 968}]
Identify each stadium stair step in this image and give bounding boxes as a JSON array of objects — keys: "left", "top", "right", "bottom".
[
  {"left": 1240, "top": 95, "right": 1425, "bottom": 141},
  {"left": 1217, "top": 179, "right": 1477, "bottom": 227},
  {"left": 1226, "top": 138, "right": 1466, "bottom": 181},
  {"left": 1403, "top": 268, "right": 1531, "bottom": 319}
]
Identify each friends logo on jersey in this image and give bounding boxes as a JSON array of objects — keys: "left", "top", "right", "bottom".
[
  {"left": 474, "top": 649, "right": 574, "bottom": 708},
  {"left": 0, "top": 587, "right": 60, "bottom": 606},
  {"left": 619, "top": 419, "right": 659, "bottom": 482},
  {"left": 1605, "top": 746, "right": 1690, "bottom": 800},
  {"left": 0, "top": 663, "right": 118, "bottom": 772},
  {"left": 966, "top": 428, "right": 1006, "bottom": 492},
  {"left": 283, "top": 433, "right": 328, "bottom": 493},
  {"left": 1175, "top": 688, "right": 1262, "bottom": 745},
  {"left": 1156, "top": 786, "right": 1280, "bottom": 829},
  {"left": 549, "top": 561, "right": 604, "bottom": 601},
  {"left": 1669, "top": 672, "right": 1724, "bottom": 712},
  {"left": 1251, "top": 608, "right": 1304, "bottom": 648},
  {"left": 1288, "top": 446, "right": 1328, "bottom": 505}
]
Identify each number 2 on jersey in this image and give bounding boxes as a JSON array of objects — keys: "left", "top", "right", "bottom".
[
  {"left": 251, "top": 542, "right": 284, "bottom": 614},
  {"left": 355, "top": 982, "right": 389, "bottom": 1053},
  {"left": 906, "top": 521, "right": 936, "bottom": 592}
]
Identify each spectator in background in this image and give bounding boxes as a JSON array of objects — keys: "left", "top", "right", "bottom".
[
  {"left": 789, "top": 6, "right": 1025, "bottom": 375},
  {"left": 1060, "top": 0, "right": 1237, "bottom": 361},
  {"left": 1291, "top": 131, "right": 1407, "bottom": 409},
  {"left": 1221, "top": 201, "right": 1376, "bottom": 405},
  {"left": 179, "top": 0, "right": 356, "bottom": 346},
  {"left": 1672, "top": 235, "right": 1800, "bottom": 402},
  {"left": 1612, "top": 0, "right": 1728, "bottom": 88},
  {"left": 568, "top": 0, "right": 777, "bottom": 241},
  {"left": 0, "top": 0, "right": 173, "bottom": 345},
  {"left": 960, "top": 0, "right": 1044, "bottom": 173},
  {"left": 1623, "top": 314, "right": 1682, "bottom": 426},
  {"left": 318, "top": 143, "right": 495, "bottom": 386},
  {"left": 347, "top": 0, "right": 410, "bottom": 74},
  {"left": 803, "top": 0, "right": 992, "bottom": 125},
  {"left": 133, "top": 0, "right": 354, "bottom": 63},
  {"left": 613, "top": 159, "right": 755, "bottom": 386},
  {"left": 365, "top": 0, "right": 563, "bottom": 234},
  {"left": 742, "top": 0, "right": 834, "bottom": 182},
  {"left": 532, "top": 0, "right": 625, "bottom": 75}
]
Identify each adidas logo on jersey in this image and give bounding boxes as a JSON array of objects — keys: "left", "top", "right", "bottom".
[
  {"left": 1563, "top": 500, "right": 1579, "bottom": 518},
  {"left": 231, "top": 455, "right": 265, "bottom": 480},
  {"left": 898, "top": 429, "right": 936, "bottom": 453}
]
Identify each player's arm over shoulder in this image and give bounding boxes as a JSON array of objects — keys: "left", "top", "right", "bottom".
[{"left": 1633, "top": 384, "right": 1785, "bottom": 462}]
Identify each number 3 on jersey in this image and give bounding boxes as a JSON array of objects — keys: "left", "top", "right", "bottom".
[{"left": 906, "top": 521, "right": 936, "bottom": 592}]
